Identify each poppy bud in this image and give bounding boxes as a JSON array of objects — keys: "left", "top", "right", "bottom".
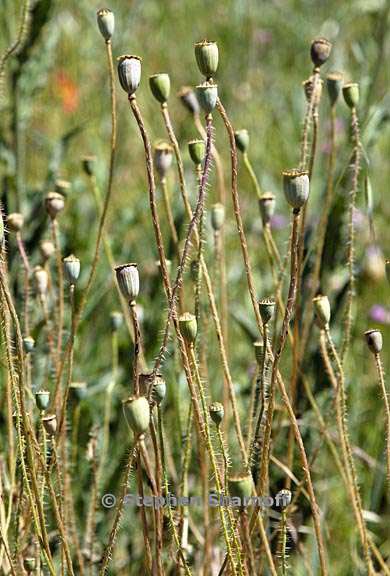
[
  {"left": 343, "top": 82, "right": 359, "bottom": 109},
  {"left": 97, "top": 8, "right": 114, "bottom": 41},
  {"left": 194, "top": 40, "right": 219, "bottom": 79},
  {"left": 310, "top": 37, "right": 332, "bottom": 68},
  {"left": 188, "top": 139, "right": 206, "bottom": 166},
  {"left": 313, "top": 295, "right": 331, "bottom": 329},
  {"left": 209, "top": 402, "right": 224, "bottom": 427},
  {"left": 196, "top": 83, "right": 218, "bottom": 115},
  {"left": 364, "top": 329, "right": 383, "bottom": 354},
  {"left": 115, "top": 263, "right": 139, "bottom": 301},
  {"left": 258, "top": 193, "right": 275, "bottom": 226},
  {"left": 211, "top": 203, "right": 225, "bottom": 231},
  {"left": 63, "top": 254, "right": 80, "bottom": 285},
  {"left": 282, "top": 169, "right": 310, "bottom": 209},
  {"left": 7, "top": 212, "right": 24, "bottom": 232},
  {"left": 326, "top": 72, "right": 343, "bottom": 106},
  {"left": 154, "top": 142, "right": 173, "bottom": 179},
  {"left": 179, "top": 312, "right": 197, "bottom": 344},
  {"left": 234, "top": 129, "right": 249, "bottom": 153},
  {"left": 149, "top": 73, "right": 171, "bottom": 104},
  {"left": 35, "top": 390, "right": 50, "bottom": 412},
  {"left": 117, "top": 55, "right": 142, "bottom": 95},
  {"left": 45, "top": 192, "right": 65, "bottom": 219},
  {"left": 178, "top": 86, "right": 200, "bottom": 115},
  {"left": 258, "top": 298, "right": 275, "bottom": 325},
  {"left": 123, "top": 396, "right": 150, "bottom": 436}
]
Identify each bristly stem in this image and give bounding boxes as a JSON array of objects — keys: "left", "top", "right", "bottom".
[
  {"left": 374, "top": 352, "right": 390, "bottom": 483},
  {"left": 50, "top": 217, "right": 64, "bottom": 374},
  {"left": 129, "top": 300, "right": 141, "bottom": 395}
]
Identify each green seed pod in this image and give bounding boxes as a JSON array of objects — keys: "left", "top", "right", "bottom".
[
  {"left": 194, "top": 40, "right": 219, "bottom": 79},
  {"left": 35, "top": 389, "right": 50, "bottom": 412},
  {"left": 209, "top": 402, "right": 224, "bottom": 427},
  {"left": 7, "top": 212, "right": 24, "bottom": 232},
  {"left": 33, "top": 266, "right": 49, "bottom": 296},
  {"left": 253, "top": 341, "right": 264, "bottom": 365},
  {"left": 228, "top": 474, "right": 253, "bottom": 502},
  {"left": 342, "top": 82, "right": 359, "bottom": 109},
  {"left": 258, "top": 298, "right": 275, "bottom": 325},
  {"left": 117, "top": 55, "right": 142, "bottom": 95},
  {"left": 179, "top": 312, "right": 197, "bottom": 344},
  {"left": 82, "top": 155, "right": 97, "bottom": 176},
  {"left": 39, "top": 240, "right": 55, "bottom": 261},
  {"left": 188, "top": 139, "right": 206, "bottom": 166},
  {"left": 63, "top": 254, "right": 80, "bottom": 285},
  {"left": 364, "top": 329, "right": 383, "bottom": 354},
  {"left": 149, "top": 73, "right": 171, "bottom": 104},
  {"left": 178, "top": 86, "right": 200, "bottom": 115},
  {"left": 196, "top": 83, "right": 218, "bottom": 115},
  {"left": 282, "top": 169, "right": 310, "bottom": 209},
  {"left": 234, "top": 129, "right": 249, "bottom": 153},
  {"left": 115, "top": 263, "right": 139, "bottom": 301},
  {"left": 45, "top": 192, "right": 65, "bottom": 219},
  {"left": 276, "top": 489, "right": 292, "bottom": 508},
  {"left": 211, "top": 203, "right": 225, "bottom": 231},
  {"left": 310, "top": 37, "right": 332, "bottom": 68},
  {"left": 70, "top": 381, "right": 87, "bottom": 402},
  {"left": 152, "top": 374, "right": 166, "bottom": 405},
  {"left": 23, "top": 336, "right": 35, "bottom": 353},
  {"left": 55, "top": 179, "right": 71, "bottom": 195},
  {"left": 154, "top": 142, "right": 173, "bottom": 179},
  {"left": 313, "top": 295, "right": 331, "bottom": 329},
  {"left": 110, "top": 310, "right": 123, "bottom": 331},
  {"left": 258, "top": 193, "right": 275, "bottom": 226},
  {"left": 42, "top": 414, "right": 57, "bottom": 436},
  {"left": 123, "top": 396, "right": 150, "bottom": 436},
  {"left": 97, "top": 8, "right": 114, "bottom": 41},
  {"left": 326, "top": 72, "right": 343, "bottom": 106}
]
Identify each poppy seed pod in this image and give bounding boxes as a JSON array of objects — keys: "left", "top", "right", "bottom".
[
  {"left": 196, "top": 83, "right": 218, "bottom": 115},
  {"left": 282, "top": 169, "right": 310, "bottom": 209},
  {"left": 33, "top": 266, "right": 49, "bottom": 296},
  {"left": 343, "top": 83, "right": 359, "bottom": 109},
  {"left": 364, "top": 329, "right": 383, "bottom": 354},
  {"left": 209, "top": 402, "right": 224, "bottom": 427},
  {"left": 178, "top": 86, "right": 200, "bottom": 115},
  {"left": 258, "top": 193, "right": 275, "bottom": 226},
  {"left": 115, "top": 263, "right": 139, "bottom": 301},
  {"left": 117, "top": 55, "right": 142, "bottom": 95},
  {"left": 313, "top": 295, "right": 331, "bottom": 328},
  {"left": 326, "top": 72, "right": 343, "bottom": 106},
  {"left": 194, "top": 40, "right": 219, "bottom": 79},
  {"left": 123, "top": 396, "right": 150, "bottom": 436},
  {"left": 188, "top": 139, "right": 206, "bottom": 166},
  {"left": 82, "top": 155, "right": 97, "bottom": 176},
  {"left": 63, "top": 254, "right": 80, "bottom": 285},
  {"left": 154, "top": 142, "right": 173, "bottom": 179},
  {"left": 70, "top": 381, "right": 88, "bottom": 402},
  {"left": 35, "top": 389, "right": 50, "bottom": 412},
  {"left": 179, "top": 312, "right": 197, "bottom": 344},
  {"left": 310, "top": 37, "right": 332, "bottom": 68},
  {"left": 276, "top": 489, "right": 292, "bottom": 508},
  {"left": 253, "top": 341, "right": 264, "bottom": 365},
  {"left": 97, "top": 8, "right": 114, "bottom": 41},
  {"left": 258, "top": 298, "right": 275, "bottom": 325},
  {"left": 7, "top": 212, "right": 24, "bottom": 232},
  {"left": 42, "top": 414, "right": 57, "bottom": 436},
  {"left": 23, "top": 336, "right": 35, "bottom": 353},
  {"left": 45, "top": 192, "right": 65, "bottom": 219},
  {"left": 39, "top": 240, "right": 55, "bottom": 261},
  {"left": 234, "top": 129, "right": 250, "bottom": 153},
  {"left": 152, "top": 374, "right": 166, "bottom": 405},
  {"left": 228, "top": 475, "right": 253, "bottom": 502},
  {"left": 211, "top": 203, "right": 225, "bottom": 231},
  {"left": 149, "top": 73, "right": 171, "bottom": 104},
  {"left": 110, "top": 310, "right": 123, "bottom": 331}
]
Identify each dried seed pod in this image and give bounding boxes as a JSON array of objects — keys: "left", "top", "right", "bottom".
[
  {"left": 115, "top": 263, "right": 139, "bottom": 301},
  {"left": 343, "top": 82, "right": 359, "bottom": 109},
  {"left": 253, "top": 341, "right": 264, "bottom": 365},
  {"left": 35, "top": 389, "right": 50, "bottom": 412},
  {"left": 258, "top": 193, "right": 275, "bottom": 226},
  {"left": 82, "top": 155, "right": 97, "bottom": 176},
  {"left": 258, "top": 298, "right": 275, "bottom": 325},
  {"left": 211, "top": 203, "right": 225, "bottom": 231},
  {"left": 63, "top": 254, "right": 80, "bottom": 285},
  {"left": 196, "top": 82, "right": 218, "bottom": 115},
  {"left": 276, "top": 489, "right": 292, "bottom": 508},
  {"left": 45, "top": 192, "right": 65, "bottom": 219},
  {"left": 313, "top": 295, "right": 331, "bottom": 328},
  {"left": 179, "top": 312, "right": 197, "bottom": 344},
  {"left": 110, "top": 310, "right": 123, "bottom": 331},
  {"left": 234, "top": 129, "right": 249, "bottom": 153},
  {"left": 310, "top": 37, "right": 332, "bottom": 68},
  {"left": 23, "top": 336, "right": 35, "bottom": 353},
  {"left": 177, "top": 86, "right": 200, "bottom": 115},
  {"left": 194, "top": 40, "right": 219, "bottom": 78},
  {"left": 117, "top": 55, "right": 142, "bottom": 95},
  {"left": 97, "top": 8, "right": 115, "bottom": 41},
  {"left": 33, "top": 266, "right": 49, "bottom": 296},
  {"left": 209, "top": 402, "right": 224, "bottom": 427},
  {"left": 154, "top": 142, "right": 173, "bottom": 179},
  {"left": 70, "top": 381, "right": 88, "bottom": 402},
  {"left": 364, "top": 329, "right": 383, "bottom": 354},
  {"left": 123, "top": 396, "right": 150, "bottom": 436},
  {"left": 7, "top": 212, "right": 24, "bottom": 232},
  {"left": 228, "top": 474, "right": 253, "bottom": 502},
  {"left": 39, "top": 240, "right": 55, "bottom": 261},
  {"left": 55, "top": 179, "right": 71, "bottom": 195},
  {"left": 149, "top": 73, "right": 171, "bottom": 104},
  {"left": 188, "top": 139, "right": 206, "bottom": 166},
  {"left": 42, "top": 414, "right": 57, "bottom": 436},
  {"left": 326, "top": 72, "right": 343, "bottom": 106},
  {"left": 282, "top": 169, "right": 310, "bottom": 209}
]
